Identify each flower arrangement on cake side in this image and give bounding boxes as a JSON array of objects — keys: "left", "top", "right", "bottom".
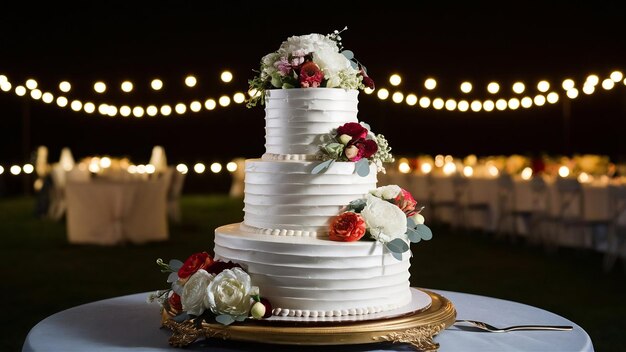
[
  {"left": 312, "top": 121, "right": 394, "bottom": 176},
  {"left": 328, "top": 185, "right": 433, "bottom": 260},
  {"left": 148, "top": 251, "right": 271, "bottom": 326},
  {"left": 247, "top": 27, "right": 374, "bottom": 107}
]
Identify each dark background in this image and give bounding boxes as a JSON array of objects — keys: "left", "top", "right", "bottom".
[{"left": 1, "top": 2, "right": 626, "bottom": 183}]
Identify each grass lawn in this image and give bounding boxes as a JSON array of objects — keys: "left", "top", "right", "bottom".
[{"left": 1, "top": 195, "right": 625, "bottom": 351}]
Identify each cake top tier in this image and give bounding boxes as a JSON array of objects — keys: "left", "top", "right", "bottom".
[{"left": 247, "top": 28, "right": 374, "bottom": 108}]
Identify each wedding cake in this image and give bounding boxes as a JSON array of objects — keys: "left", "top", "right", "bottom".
[
  {"left": 151, "top": 29, "right": 432, "bottom": 326},
  {"left": 212, "top": 30, "right": 432, "bottom": 318}
]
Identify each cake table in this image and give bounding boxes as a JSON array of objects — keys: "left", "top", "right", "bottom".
[{"left": 22, "top": 289, "right": 594, "bottom": 351}]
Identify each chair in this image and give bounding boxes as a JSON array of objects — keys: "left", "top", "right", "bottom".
[
  {"left": 47, "top": 163, "right": 68, "bottom": 221},
  {"left": 526, "top": 176, "right": 550, "bottom": 245},
  {"left": 603, "top": 185, "right": 626, "bottom": 272},
  {"left": 494, "top": 173, "right": 517, "bottom": 240}
]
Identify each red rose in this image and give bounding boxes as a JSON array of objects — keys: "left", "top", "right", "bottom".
[
  {"left": 299, "top": 61, "right": 324, "bottom": 88},
  {"left": 394, "top": 188, "right": 417, "bottom": 216},
  {"left": 329, "top": 212, "right": 367, "bottom": 242},
  {"left": 168, "top": 292, "right": 182, "bottom": 312},
  {"left": 337, "top": 122, "right": 368, "bottom": 140},
  {"left": 205, "top": 260, "right": 242, "bottom": 275},
  {"left": 359, "top": 68, "right": 375, "bottom": 90},
  {"left": 345, "top": 138, "right": 378, "bottom": 161},
  {"left": 178, "top": 252, "right": 213, "bottom": 279}
]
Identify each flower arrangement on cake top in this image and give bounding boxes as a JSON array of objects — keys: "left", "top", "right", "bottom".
[
  {"left": 247, "top": 27, "right": 374, "bottom": 107},
  {"left": 148, "top": 252, "right": 271, "bottom": 326},
  {"left": 312, "top": 121, "right": 394, "bottom": 176},
  {"left": 328, "top": 185, "right": 433, "bottom": 260}
]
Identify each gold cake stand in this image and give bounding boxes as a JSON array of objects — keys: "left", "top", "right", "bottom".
[{"left": 162, "top": 288, "right": 456, "bottom": 351}]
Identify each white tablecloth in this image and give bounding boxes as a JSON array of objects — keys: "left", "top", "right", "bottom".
[{"left": 22, "top": 289, "right": 593, "bottom": 352}]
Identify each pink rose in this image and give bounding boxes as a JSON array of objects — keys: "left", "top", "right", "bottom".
[
  {"left": 329, "top": 212, "right": 367, "bottom": 242},
  {"left": 394, "top": 188, "right": 417, "bottom": 216},
  {"left": 337, "top": 122, "right": 368, "bottom": 140},
  {"left": 274, "top": 57, "right": 292, "bottom": 76},
  {"left": 299, "top": 61, "right": 324, "bottom": 88}
]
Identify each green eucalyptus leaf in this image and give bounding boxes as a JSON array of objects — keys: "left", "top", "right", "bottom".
[
  {"left": 216, "top": 314, "right": 235, "bottom": 326},
  {"left": 407, "top": 217, "right": 417, "bottom": 229},
  {"left": 391, "top": 250, "right": 404, "bottom": 261},
  {"left": 355, "top": 159, "right": 370, "bottom": 177},
  {"left": 348, "top": 198, "right": 367, "bottom": 213},
  {"left": 406, "top": 227, "right": 421, "bottom": 243},
  {"left": 386, "top": 238, "right": 409, "bottom": 253},
  {"left": 342, "top": 50, "right": 355, "bottom": 60},
  {"left": 168, "top": 259, "right": 183, "bottom": 271},
  {"left": 312, "top": 159, "right": 334, "bottom": 174},
  {"left": 167, "top": 272, "right": 179, "bottom": 283},
  {"left": 415, "top": 224, "right": 433, "bottom": 240}
]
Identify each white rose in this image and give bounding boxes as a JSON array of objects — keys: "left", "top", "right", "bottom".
[
  {"left": 207, "top": 267, "right": 258, "bottom": 317},
  {"left": 370, "top": 185, "right": 402, "bottom": 200},
  {"left": 361, "top": 194, "right": 407, "bottom": 243},
  {"left": 312, "top": 49, "right": 352, "bottom": 87},
  {"left": 279, "top": 34, "right": 338, "bottom": 55},
  {"left": 180, "top": 269, "right": 213, "bottom": 316},
  {"left": 261, "top": 52, "right": 280, "bottom": 78}
]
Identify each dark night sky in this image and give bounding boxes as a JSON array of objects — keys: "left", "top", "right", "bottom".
[{"left": 1, "top": 1, "right": 626, "bottom": 167}]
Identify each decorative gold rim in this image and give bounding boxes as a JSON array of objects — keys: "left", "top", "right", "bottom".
[{"left": 163, "top": 288, "right": 456, "bottom": 350}]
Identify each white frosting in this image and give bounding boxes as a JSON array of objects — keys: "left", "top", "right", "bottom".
[
  {"left": 264, "top": 88, "right": 359, "bottom": 157},
  {"left": 214, "top": 224, "right": 413, "bottom": 317},
  {"left": 243, "top": 159, "right": 377, "bottom": 238}
]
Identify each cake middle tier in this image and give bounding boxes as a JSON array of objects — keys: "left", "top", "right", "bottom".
[{"left": 243, "top": 159, "right": 377, "bottom": 238}]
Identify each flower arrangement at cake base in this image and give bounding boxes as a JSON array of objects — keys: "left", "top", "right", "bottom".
[
  {"left": 328, "top": 185, "right": 433, "bottom": 259},
  {"left": 148, "top": 251, "right": 272, "bottom": 327}
]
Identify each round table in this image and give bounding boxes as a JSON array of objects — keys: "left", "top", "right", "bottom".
[{"left": 22, "top": 289, "right": 593, "bottom": 352}]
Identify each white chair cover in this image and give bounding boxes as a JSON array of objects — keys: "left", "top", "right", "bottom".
[
  {"left": 59, "top": 147, "right": 75, "bottom": 171},
  {"left": 149, "top": 146, "right": 168, "bottom": 174},
  {"left": 166, "top": 167, "right": 186, "bottom": 223}
]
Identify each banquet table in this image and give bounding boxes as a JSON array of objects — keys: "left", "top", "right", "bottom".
[{"left": 22, "top": 289, "right": 593, "bottom": 352}]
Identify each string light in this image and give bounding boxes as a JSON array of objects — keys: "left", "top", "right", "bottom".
[
  {"left": 210, "top": 162, "right": 222, "bottom": 173},
  {"left": 512, "top": 82, "right": 525, "bottom": 94},
  {"left": 226, "top": 162, "right": 238, "bottom": 172},
  {"left": 392, "top": 92, "right": 404, "bottom": 103},
  {"left": 94, "top": 82, "right": 106, "bottom": 93},
  {"left": 487, "top": 82, "right": 499, "bottom": 94},
  {"left": 185, "top": 75, "right": 197, "bottom": 87},
  {"left": 405, "top": 94, "right": 418, "bottom": 106},
  {"left": 1, "top": 70, "right": 624, "bottom": 118},
  {"left": 221, "top": 71, "right": 233, "bottom": 83},
  {"left": 389, "top": 74, "right": 402, "bottom": 86},
  {"left": 194, "top": 163, "right": 205, "bottom": 174},
  {"left": 121, "top": 81, "right": 133, "bottom": 92},
  {"left": 176, "top": 164, "right": 188, "bottom": 174},
  {"left": 460, "top": 82, "right": 472, "bottom": 93},
  {"left": 218, "top": 95, "right": 231, "bottom": 107},
  {"left": 424, "top": 78, "right": 437, "bottom": 90},
  {"left": 151, "top": 79, "right": 163, "bottom": 90}
]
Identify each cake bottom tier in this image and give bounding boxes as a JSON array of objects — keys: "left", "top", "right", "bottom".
[{"left": 214, "top": 223, "right": 413, "bottom": 318}]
